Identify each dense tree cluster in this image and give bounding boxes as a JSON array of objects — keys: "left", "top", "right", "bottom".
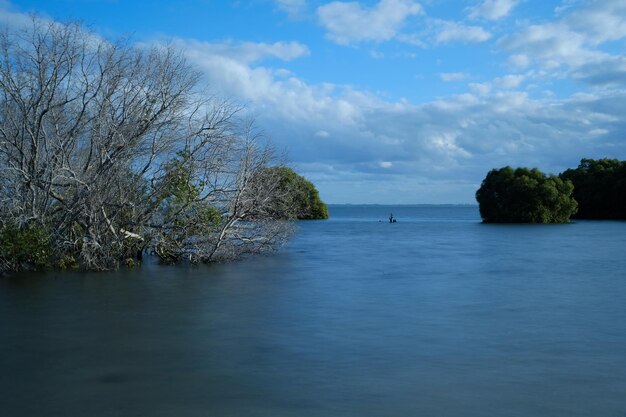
[
  {"left": 255, "top": 167, "right": 329, "bottom": 220},
  {"left": 477, "top": 159, "right": 626, "bottom": 223},
  {"left": 476, "top": 167, "right": 578, "bottom": 223},
  {"left": 560, "top": 159, "right": 626, "bottom": 219},
  {"left": 0, "top": 19, "right": 297, "bottom": 272}
]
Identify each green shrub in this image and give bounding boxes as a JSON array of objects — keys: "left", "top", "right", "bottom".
[
  {"left": 560, "top": 158, "right": 626, "bottom": 219},
  {"left": 124, "top": 258, "right": 138, "bottom": 268},
  {"left": 476, "top": 167, "right": 577, "bottom": 223},
  {"left": 257, "top": 166, "right": 329, "bottom": 220},
  {"left": 56, "top": 253, "right": 80, "bottom": 270},
  {"left": 0, "top": 222, "right": 53, "bottom": 270}
]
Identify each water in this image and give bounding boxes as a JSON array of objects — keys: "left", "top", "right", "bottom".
[{"left": 1, "top": 205, "right": 626, "bottom": 417}]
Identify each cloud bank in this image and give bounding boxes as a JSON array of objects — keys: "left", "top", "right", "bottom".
[
  {"left": 317, "top": 0, "right": 423, "bottom": 44},
  {"left": 2, "top": 0, "right": 626, "bottom": 203}
]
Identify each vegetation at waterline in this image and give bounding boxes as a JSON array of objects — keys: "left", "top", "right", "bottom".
[
  {"left": 477, "top": 158, "right": 626, "bottom": 223},
  {"left": 0, "top": 18, "right": 324, "bottom": 273},
  {"left": 560, "top": 159, "right": 626, "bottom": 220},
  {"left": 0, "top": 222, "right": 53, "bottom": 271},
  {"left": 255, "top": 167, "right": 329, "bottom": 220},
  {"left": 476, "top": 167, "right": 578, "bottom": 223}
]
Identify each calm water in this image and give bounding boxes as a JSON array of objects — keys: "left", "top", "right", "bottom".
[{"left": 1, "top": 205, "right": 626, "bottom": 417}]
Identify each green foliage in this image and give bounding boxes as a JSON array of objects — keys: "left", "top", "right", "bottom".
[
  {"left": 124, "top": 258, "right": 138, "bottom": 268},
  {"left": 200, "top": 206, "right": 222, "bottom": 224},
  {"left": 56, "top": 253, "right": 80, "bottom": 270},
  {"left": 262, "top": 167, "right": 329, "bottom": 220},
  {"left": 560, "top": 158, "right": 626, "bottom": 219},
  {"left": 154, "top": 153, "right": 223, "bottom": 264},
  {"left": 159, "top": 151, "right": 200, "bottom": 206},
  {"left": 0, "top": 222, "right": 53, "bottom": 270},
  {"left": 476, "top": 167, "right": 577, "bottom": 223}
]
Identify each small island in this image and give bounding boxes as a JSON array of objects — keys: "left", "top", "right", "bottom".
[{"left": 476, "top": 159, "right": 626, "bottom": 223}]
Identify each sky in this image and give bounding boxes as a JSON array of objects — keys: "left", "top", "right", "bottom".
[{"left": 2, "top": 0, "right": 626, "bottom": 204}]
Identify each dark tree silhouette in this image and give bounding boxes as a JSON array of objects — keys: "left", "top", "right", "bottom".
[
  {"left": 560, "top": 158, "right": 626, "bottom": 220},
  {"left": 476, "top": 167, "right": 577, "bottom": 223}
]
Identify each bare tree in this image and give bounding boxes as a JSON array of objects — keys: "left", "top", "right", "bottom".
[
  {"left": 201, "top": 122, "right": 294, "bottom": 262},
  {"left": 0, "top": 17, "right": 293, "bottom": 271},
  {"left": 150, "top": 118, "right": 293, "bottom": 263}
]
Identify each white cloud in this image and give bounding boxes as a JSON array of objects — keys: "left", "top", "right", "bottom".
[
  {"left": 0, "top": 0, "right": 34, "bottom": 28},
  {"left": 500, "top": 0, "right": 626, "bottom": 85},
  {"left": 468, "top": 0, "right": 520, "bottom": 20},
  {"left": 508, "top": 53, "right": 530, "bottom": 68},
  {"left": 4, "top": 1, "right": 625, "bottom": 203},
  {"left": 370, "top": 50, "right": 385, "bottom": 59},
  {"left": 433, "top": 20, "right": 491, "bottom": 44},
  {"left": 176, "top": 39, "right": 365, "bottom": 126},
  {"left": 493, "top": 74, "right": 525, "bottom": 89},
  {"left": 500, "top": 22, "right": 604, "bottom": 69},
  {"left": 182, "top": 39, "right": 310, "bottom": 64},
  {"left": 467, "top": 74, "right": 524, "bottom": 97},
  {"left": 565, "top": 0, "right": 626, "bottom": 44},
  {"left": 589, "top": 128, "right": 608, "bottom": 136},
  {"left": 469, "top": 82, "right": 491, "bottom": 96},
  {"left": 316, "top": 0, "right": 423, "bottom": 45},
  {"left": 174, "top": 33, "right": 626, "bottom": 202},
  {"left": 178, "top": 33, "right": 626, "bottom": 193},
  {"left": 146, "top": 1, "right": 626, "bottom": 203},
  {"left": 315, "top": 1, "right": 493, "bottom": 48},
  {"left": 554, "top": 0, "right": 581, "bottom": 15},
  {"left": 572, "top": 56, "right": 626, "bottom": 86},
  {"left": 440, "top": 72, "right": 469, "bottom": 82},
  {"left": 275, "top": 0, "right": 307, "bottom": 19}
]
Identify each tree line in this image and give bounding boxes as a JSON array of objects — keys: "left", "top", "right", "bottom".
[
  {"left": 476, "top": 159, "right": 626, "bottom": 223},
  {"left": 0, "top": 18, "right": 326, "bottom": 273}
]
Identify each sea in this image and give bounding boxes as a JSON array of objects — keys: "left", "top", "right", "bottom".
[{"left": 1, "top": 205, "right": 626, "bottom": 417}]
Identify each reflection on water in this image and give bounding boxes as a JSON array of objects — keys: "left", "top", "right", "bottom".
[{"left": 1, "top": 206, "right": 626, "bottom": 416}]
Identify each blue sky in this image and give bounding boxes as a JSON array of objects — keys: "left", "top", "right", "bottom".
[{"left": 2, "top": 0, "right": 626, "bottom": 203}]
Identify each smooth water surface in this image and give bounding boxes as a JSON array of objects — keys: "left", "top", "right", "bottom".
[{"left": 1, "top": 205, "right": 626, "bottom": 416}]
